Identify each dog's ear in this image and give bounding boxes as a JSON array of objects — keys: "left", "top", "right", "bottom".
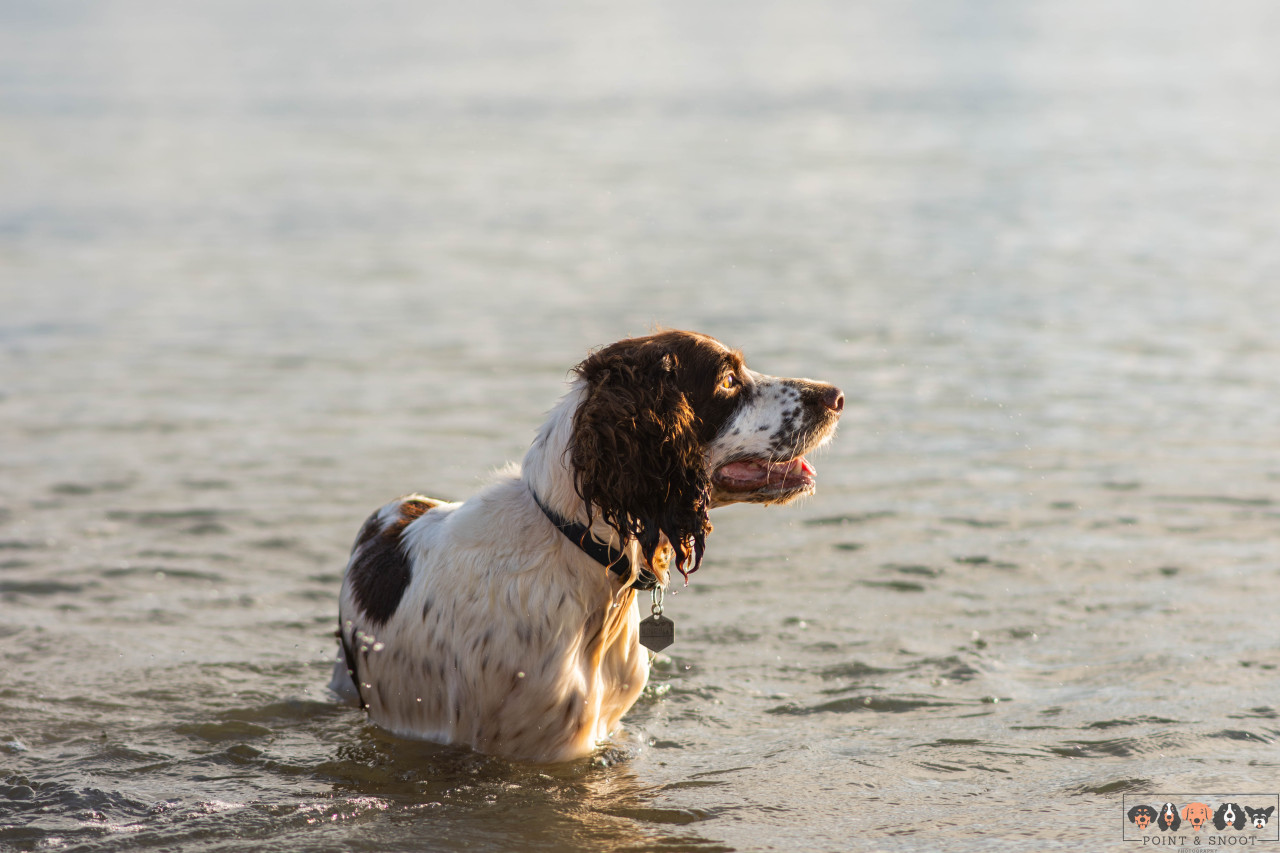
[{"left": 569, "top": 339, "right": 711, "bottom": 577}]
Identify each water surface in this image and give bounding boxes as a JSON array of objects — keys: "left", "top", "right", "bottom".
[{"left": 2, "top": 1, "right": 1279, "bottom": 850}]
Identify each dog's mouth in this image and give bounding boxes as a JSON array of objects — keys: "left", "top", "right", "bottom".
[{"left": 712, "top": 456, "right": 817, "bottom": 503}]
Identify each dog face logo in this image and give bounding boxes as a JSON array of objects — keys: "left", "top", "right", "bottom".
[
  {"left": 1182, "top": 802, "right": 1212, "bottom": 832},
  {"left": 1127, "top": 795, "right": 1279, "bottom": 841},
  {"left": 1127, "top": 804, "right": 1157, "bottom": 831},
  {"left": 1246, "top": 805, "right": 1275, "bottom": 829},
  {"left": 1214, "top": 802, "right": 1247, "bottom": 831}
]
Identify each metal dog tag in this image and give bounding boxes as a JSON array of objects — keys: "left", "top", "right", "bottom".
[
  {"left": 639, "top": 613, "right": 675, "bottom": 652},
  {"left": 639, "top": 586, "right": 674, "bottom": 652}
]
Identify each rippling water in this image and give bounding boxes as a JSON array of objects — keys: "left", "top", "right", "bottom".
[{"left": 3, "top": 1, "right": 1279, "bottom": 850}]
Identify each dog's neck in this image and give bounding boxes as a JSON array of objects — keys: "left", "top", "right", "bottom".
[{"left": 521, "top": 382, "right": 626, "bottom": 553}]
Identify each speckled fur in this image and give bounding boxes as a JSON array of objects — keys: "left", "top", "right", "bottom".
[
  {"left": 330, "top": 331, "right": 841, "bottom": 763},
  {"left": 707, "top": 368, "right": 840, "bottom": 505}
]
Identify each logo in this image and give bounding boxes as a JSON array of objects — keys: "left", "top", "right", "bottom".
[{"left": 1124, "top": 795, "right": 1278, "bottom": 845}]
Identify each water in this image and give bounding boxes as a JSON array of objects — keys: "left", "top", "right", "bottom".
[{"left": 3, "top": 1, "right": 1279, "bottom": 850}]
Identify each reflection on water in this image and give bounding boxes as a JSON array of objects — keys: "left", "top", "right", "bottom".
[{"left": 3, "top": 0, "right": 1280, "bottom": 850}]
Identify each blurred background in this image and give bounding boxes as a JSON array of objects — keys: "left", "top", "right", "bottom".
[{"left": 2, "top": 1, "right": 1278, "bottom": 850}]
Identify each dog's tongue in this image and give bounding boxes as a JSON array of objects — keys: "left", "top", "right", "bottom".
[{"left": 716, "top": 457, "right": 815, "bottom": 489}]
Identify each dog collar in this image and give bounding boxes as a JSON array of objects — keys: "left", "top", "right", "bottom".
[{"left": 530, "top": 490, "right": 658, "bottom": 590}]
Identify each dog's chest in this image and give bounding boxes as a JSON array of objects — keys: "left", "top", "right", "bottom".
[{"left": 355, "top": 574, "right": 649, "bottom": 762}]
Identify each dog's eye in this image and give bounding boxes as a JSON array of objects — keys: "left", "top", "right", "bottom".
[{"left": 719, "top": 374, "right": 740, "bottom": 392}]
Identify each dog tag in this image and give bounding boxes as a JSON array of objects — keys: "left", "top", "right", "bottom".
[{"left": 639, "top": 613, "right": 675, "bottom": 652}]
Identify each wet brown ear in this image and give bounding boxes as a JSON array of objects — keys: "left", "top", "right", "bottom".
[{"left": 568, "top": 340, "right": 711, "bottom": 577}]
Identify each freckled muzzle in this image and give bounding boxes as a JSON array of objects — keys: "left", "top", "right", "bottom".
[{"left": 709, "top": 378, "right": 843, "bottom": 505}]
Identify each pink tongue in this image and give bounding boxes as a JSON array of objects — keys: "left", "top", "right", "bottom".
[
  {"left": 718, "top": 461, "right": 769, "bottom": 483},
  {"left": 718, "top": 457, "right": 814, "bottom": 485}
]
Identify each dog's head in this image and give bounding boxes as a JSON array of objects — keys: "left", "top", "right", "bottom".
[
  {"left": 1128, "top": 804, "right": 1157, "bottom": 831},
  {"left": 570, "top": 330, "right": 842, "bottom": 576},
  {"left": 1158, "top": 803, "right": 1181, "bottom": 831},
  {"left": 1214, "top": 803, "right": 1246, "bottom": 831},
  {"left": 1246, "top": 806, "right": 1274, "bottom": 829},
  {"left": 1182, "top": 803, "right": 1211, "bottom": 831}
]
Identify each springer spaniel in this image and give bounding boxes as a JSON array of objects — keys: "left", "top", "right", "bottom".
[
  {"left": 1158, "top": 802, "right": 1181, "bottom": 832},
  {"left": 329, "top": 330, "right": 843, "bottom": 762},
  {"left": 1214, "top": 803, "right": 1247, "bottom": 832}
]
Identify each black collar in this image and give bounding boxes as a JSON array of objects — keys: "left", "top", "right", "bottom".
[{"left": 530, "top": 490, "right": 658, "bottom": 590}]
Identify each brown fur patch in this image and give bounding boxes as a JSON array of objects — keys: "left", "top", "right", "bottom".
[
  {"left": 348, "top": 498, "right": 438, "bottom": 626},
  {"left": 355, "top": 514, "right": 382, "bottom": 549},
  {"left": 569, "top": 331, "right": 741, "bottom": 577},
  {"left": 399, "top": 498, "right": 436, "bottom": 521}
]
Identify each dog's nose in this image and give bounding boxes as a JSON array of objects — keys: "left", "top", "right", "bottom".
[{"left": 823, "top": 386, "right": 844, "bottom": 413}]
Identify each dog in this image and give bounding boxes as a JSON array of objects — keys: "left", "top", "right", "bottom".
[
  {"left": 329, "top": 330, "right": 843, "bottom": 762},
  {"left": 1182, "top": 803, "right": 1212, "bottom": 832},
  {"left": 1158, "top": 802, "right": 1181, "bottom": 831},
  {"left": 1127, "top": 804, "right": 1157, "bottom": 831},
  {"left": 1246, "top": 806, "right": 1274, "bottom": 829},
  {"left": 1214, "top": 802, "right": 1247, "bottom": 831}
]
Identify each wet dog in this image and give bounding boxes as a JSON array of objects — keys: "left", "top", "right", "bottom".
[{"left": 329, "top": 331, "right": 843, "bottom": 762}]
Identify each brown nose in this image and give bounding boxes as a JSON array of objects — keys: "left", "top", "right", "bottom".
[{"left": 824, "top": 386, "right": 844, "bottom": 413}]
